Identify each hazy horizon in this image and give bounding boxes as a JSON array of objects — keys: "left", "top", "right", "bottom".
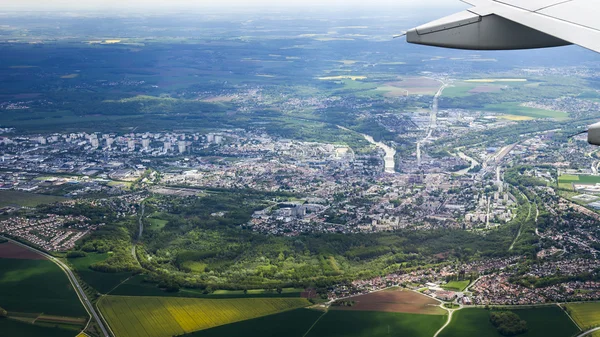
[{"left": 2, "top": 0, "right": 464, "bottom": 12}]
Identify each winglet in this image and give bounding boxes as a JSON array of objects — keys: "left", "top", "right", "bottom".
[
  {"left": 569, "top": 130, "right": 588, "bottom": 138},
  {"left": 393, "top": 32, "right": 407, "bottom": 39}
]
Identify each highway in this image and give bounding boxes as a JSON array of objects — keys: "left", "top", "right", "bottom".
[
  {"left": 1, "top": 236, "right": 111, "bottom": 337},
  {"left": 417, "top": 79, "right": 448, "bottom": 165}
]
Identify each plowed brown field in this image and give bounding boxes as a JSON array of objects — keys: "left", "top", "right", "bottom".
[
  {"left": 0, "top": 242, "right": 45, "bottom": 260},
  {"left": 332, "top": 288, "right": 444, "bottom": 315}
]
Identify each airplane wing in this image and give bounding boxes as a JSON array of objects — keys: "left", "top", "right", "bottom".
[{"left": 406, "top": 0, "right": 600, "bottom": 54}]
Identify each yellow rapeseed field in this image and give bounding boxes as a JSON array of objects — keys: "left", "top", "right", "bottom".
[
  {"left": 498, "top": 115, "right": 534, "bottom": 121},
  {"left": 98, "top": 295, "right": 310, "bottom": 337}
]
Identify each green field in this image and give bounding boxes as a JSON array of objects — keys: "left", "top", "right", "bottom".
[
  {"left": 566, "top": 302, "right": 600, "bottom": 330},
  {"left": 442, "top": 81, "right": 530, "bottom": 98},
  {"left": 181, "top": 260, "right": 207, "bottom": 273},
  {"left": 68, "top": 253, "right": 131, "bottom": 294},
  {"left": 559, "top": 174, "right": 580, "bottom": 183},
  {"left": 187, "top": 308, "right": 324, "bottom": 337},
  {"left": 559, "top": 175, "right": 600, "bottom": 184},
  {"left": 559, "top": 174, "right": 579, "bottom": 190},
  {"left": 146, "top": 218, "right": 168, "bottom": 231},
  {"left": 442, "top": 83, "right": 479, "bottom": 98},
  {"left": 559, "top": 175, "right": 600, "bottom": 190},
  {"left": 98, "top": 295, "right": 310, "bottom": 337},
  {"left": 111, "top": 274, "right": 303, "bottom": 298},
  {"left": 485, "top": 102, "right": 568, "bottom": 119},
  {"left": 439, "top": 307, "right": 580, "bottom": 337},
  {"left": 0, "top": 318, "right": 76, "bottom": 337},
  {"left": 0, "top": 258, "right": 86, "bottom": 317},
  {"left": 0, "top": 190, "right": 65, "bottom": 207},
  {"left": 306, "top": 310, "right": 446, "bottom": 337},
  {"left": 442, "top": 280, "right": 470, "bottom": 291}
]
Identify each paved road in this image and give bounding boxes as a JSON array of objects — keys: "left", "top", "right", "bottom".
[
  {"left": 434, "top": 308, "right": 455, "bottom": 337},
  {"left": 576, "top": 327, "right": 600, "bottom": 337},
  {"left": 1, "top": 236, "right": 111, "bottom": 337},
  {"left": 464, "top": 276, "right": 482, "bottom": 293},
  {"left": 417, "top": 80, "right": 448, "bottom": 165}
]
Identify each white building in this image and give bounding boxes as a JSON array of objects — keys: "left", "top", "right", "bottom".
[{"left": 178, "top": 141, "right": 187, "bottom": 154}]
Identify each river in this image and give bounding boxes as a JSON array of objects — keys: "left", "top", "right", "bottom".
[
  {"left": 362, "top": 134, "right": 396, "bottom": 173},
  {"left": 336, "top": 125, "right": 397, "bottom": 173}
]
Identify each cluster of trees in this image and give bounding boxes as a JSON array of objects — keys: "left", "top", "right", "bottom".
[
  {"left": 157, "top": 192, "right": 271, "bottom": 231},
  {"left": 444, "top": 270, "right": 478, "bottom": 283},
  {"left": 345, "top": 245, "right": 391, "bottom": 260},
  {"left": 90, "top": 245, "right": 140, "bottom": 273},
  {"left": 505, "top": 166, "right": 548, "bottom": 188},
  {"left": 451, "top": 164, "right": 470, "bottom": 172},
  {"left": 469, "top": 165, "right": 482, "bottom": 173},
  {"left": 489, "top": 311, "right": 528, "bottom": 336},
  {"left": 331, "top": 300, "right": 355, "bottom": 307},
  {"left": 66, "top": 251, "right": 87, "bottom": 258}
]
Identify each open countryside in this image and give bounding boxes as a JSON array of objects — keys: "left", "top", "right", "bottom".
[
  {"left": 0, "top": 241, "right": 88, "bottom": 337},
  {"left": 67, "top": 252, "right": 132, "bottom": 294},
  {"left": 0, "top": 256, "right": 86, "bottom": 317},
  {"left": 0, "top": 241, "right": 46, "bottom": 259},
  {"left": 306, "top": 310, "right": 446, "bottom": 337},
  {"left": 438, "top": 307, "right": 580, "bottom": 337},
  {"left": 566, "top": 302, "right": 600, "bottom": 330},
  {"left": 97, "top": 296, "right": 311, "bottom": 337},
  {"left": 0, "top": 318, "right": 77, "bottom": 337},
  {"left": 187, "top": 308, "right": 324, "bottom": 337}
]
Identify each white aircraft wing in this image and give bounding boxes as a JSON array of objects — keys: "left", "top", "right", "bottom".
[{"left": 406, "top": 0, "right": 600, "bottom": 54}]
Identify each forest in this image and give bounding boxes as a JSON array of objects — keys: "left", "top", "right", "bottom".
[{"left": 68, "top": 189, "right": 538, "bottom": 292}]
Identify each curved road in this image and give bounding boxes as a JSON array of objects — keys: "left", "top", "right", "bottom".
[
  {"left": 1, "top": 236, "right": 110, "bottom": 337},
  {"left": 576, "top": 327, "right": 600, "bottom": 337},
  {"left": 434, "top": 308, "right": 455, "bottom": 337}
]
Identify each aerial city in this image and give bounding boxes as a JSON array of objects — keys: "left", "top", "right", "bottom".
[{"left": 1, "top": 0, "right": 600, "bottom": 336}]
